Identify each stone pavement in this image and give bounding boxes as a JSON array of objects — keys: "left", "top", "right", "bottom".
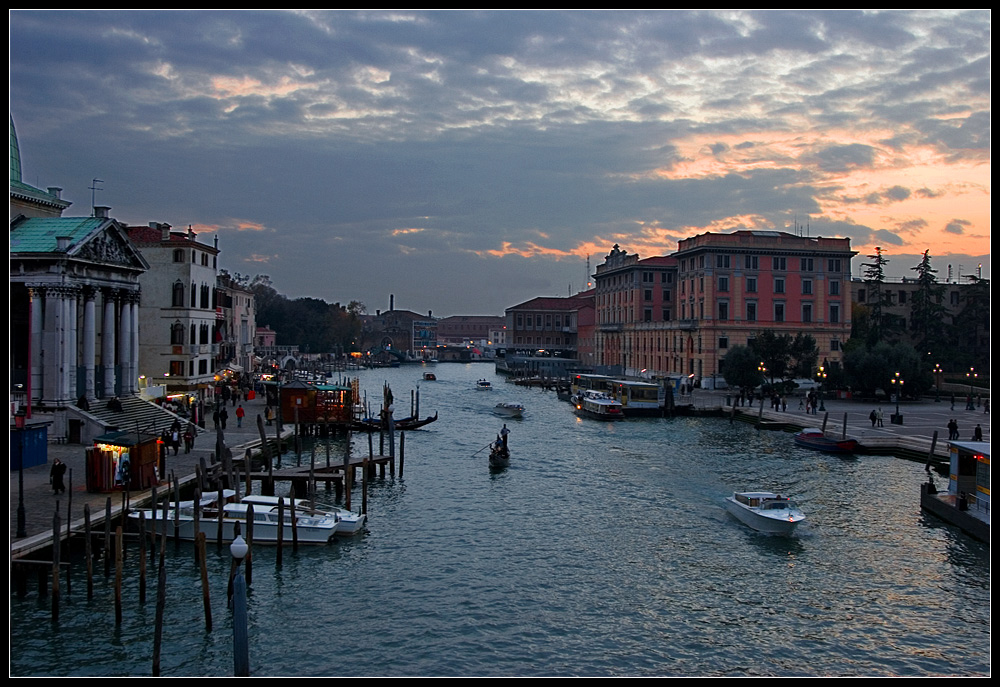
[{"left": 10, "top": 392, "right": 289, "bottom": 558}]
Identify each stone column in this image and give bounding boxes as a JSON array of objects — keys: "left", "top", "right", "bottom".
[
  {"left": 118, "top": 297, "right": 132, "bottom": 396},
  {"left": 65, "top": 290, "right": 79, "bottom": 403},
  {"left": 41, "top": 286, "right": 67, "bottom": 406},
  {"left": 82, "top": 287, "right": 97, "bottom": 400},
  {"left": 103, "top": 289, "right": 117, "bottom": 398},
  {"left": 29, "top": 286, "right": 44, "bottom": 406}
]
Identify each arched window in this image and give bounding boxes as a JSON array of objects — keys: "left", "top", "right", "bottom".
[
  {"left": 200, "top": 323, "right": 210, "bottom": 344},
  {"left": 200, "top": 284, "right": 210, "bottom": 309},
  {"left": 191, "top": 282, "right": 197, "bottom": 308},
  {"left": 172, "top": 281, "right": 185, "bottom": 307},
  {"left": 170, "top": 321, "right": 185, "bottom": 345},
  {"left": 173, "top": 249, "right": 185, "bottom": 263}
]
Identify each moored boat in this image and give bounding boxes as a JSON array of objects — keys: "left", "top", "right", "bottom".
[
  {"left": 793, "top": 428, "right": 859, "bottom": 454},
  {"left": 493, "top": 402, "right": 524, "bottom": 418},
  {"left": 572, "top": 390, "right": 624, "bottom": 420},
  {"left": 129, "top": 492, "right": 353, "bottom": 543},
  {"left": 241, "top": 494, "right": 367, "bottom": 536},
  {"left": 725, "top": 491, "right": 806, "bottom": 535}
]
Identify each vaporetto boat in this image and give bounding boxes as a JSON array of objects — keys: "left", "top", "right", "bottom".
[{"left": 571, "top": 390, "right": 624, "bottom": 420}]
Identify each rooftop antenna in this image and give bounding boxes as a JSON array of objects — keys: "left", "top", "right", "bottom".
[
  {"left": 89, "top": 178, "right": 104, "bottom": 215},
  {"left": 586, "top": 254, "right": 592, "bottom": 289}
]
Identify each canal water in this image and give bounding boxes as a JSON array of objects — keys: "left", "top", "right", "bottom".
[{"left": 10, "top": 363, "right": 990, "bottom": 676}]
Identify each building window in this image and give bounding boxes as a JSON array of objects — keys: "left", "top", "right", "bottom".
[
  {"left": 663, "top": 289, "right": 671, "bottom": 301},
  {"left": 200, "top": 284, "right": 210, "bottom": 309},
  {"left": 718, "top": 302, "right": 729, "bottom": 320},
  {"left": 773, "top": 257, "right": 787, "bottom": 271},
  {"left": 201, "top": 253, "right": 209, "bottom": 266},
  {"left": 200, "top": 323, "right": 209, "bottom": 344},
  {"left": 747, "top": 302, "right": 757, "bottom": 322},
  {"left": 774, "top": 277, "right": 785, "bottom": 294},
  {"left": 643, "top": 271, "right": 654, "bottom": 283},
  {"left": 173, "top": 249, "right": 185, "bottom": 263},
  {"left": 716, "top": 254, "right": 730, "bottom": 268},
  {"left": 802, "top": 279, "right": 813, "bottom": 295},
  {"left": 830, "top": 280, "right": 840, "bottom": 296},
  {"left": 718, "top": 276, "right": 729, "bottom": 292},
  {"left": 172, "top": 281, "right": 185, "bottom": 307},
  {"left": 199, "top": 359, "right": 208, "bottom": 374},
  {"left": 828, "top": 258, "right": 842, "bottom": 273},
  {"left": 644, "top": 309, "right": 652, "bottom": 322},
  {"left": 745, "top": 255, "right": 758, "bottom": 270},
  {"left": 898, "top": 290, "right": 907, "bottom": 305},
  {"left": 831, "top": 339, "right": 841, "bottom": 351},
  {"left": 775, "top": 303, "right": 785, "bottom": 322},
  {"left": 644, "top": 289, "right": 653, "bottom": 301},
  {"left": 719, "top": 336, "right": 729, "bottom": 349},
  {"left": 830, "top": 303, "right": 841, "bottom": 323},
  {"left": 801, "top": 257, "right": 814, "bottom": 271},
  {"left": 746, "top": 277, "right": 757, "bottom": 293},
  {"left": 169, "top": 360, "right": 184, "bottom": 376},
  {"left": 191, "top": 282, "right": 197, "bottom": 308},
  {"left": 802, "top": 303, "right": 813, "bottom": 323},
  {"left": 662, "top": 308, "right": 671, "bottom": 321},
  {"left": 170, "top": 322, "right": 185, "bottom": 345}
]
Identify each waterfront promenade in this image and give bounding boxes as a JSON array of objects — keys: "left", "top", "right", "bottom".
[
  {"left": 9, "top": 387, "right": 990, "bottom": 557},
  {"left": 10, "top": 392, "right": 290, "bottom": 558}
]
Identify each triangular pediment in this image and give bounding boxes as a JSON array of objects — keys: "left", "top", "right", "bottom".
[{"left": 71, "top": 220, "right": 150, "bottom": 271}]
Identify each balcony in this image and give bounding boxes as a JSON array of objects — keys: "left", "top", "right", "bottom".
[{"left": 599, "top": 323, "right": 624, "bottom": 332}]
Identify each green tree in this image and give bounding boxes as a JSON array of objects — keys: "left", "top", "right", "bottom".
[
  {"left": 952, "top": 275, "right": 990, "bottom": 371},
  {"left": 721, "top": 344, "right": 763, "bottom": 394},
  {"left": 909, "top": 250, "right": 948, "bottom": 358},
  {"left": 748, "top": 330, "right": 819, "bottom": 387},
  {"left": 862, "top": 246, "right": 898, "bottom": 346}
]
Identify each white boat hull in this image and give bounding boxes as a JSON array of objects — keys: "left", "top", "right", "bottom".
[{"left": 725, "top": 493, "right": 805, "bottom": 535}]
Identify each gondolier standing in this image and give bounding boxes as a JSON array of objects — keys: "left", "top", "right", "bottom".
[{"left": 500, "top": 424, "right": 510, "bottom": 449}]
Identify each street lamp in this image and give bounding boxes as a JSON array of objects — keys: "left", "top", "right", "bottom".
[
  {"left": 933, "top": 363, "right": 943, "bottom": 402},
  {"left": 966, "top": 367, "right": 977, "bottom": 410},
  {"left": 890, "top": 372, "right": 904, "bottom": 424},
  {"left": 816, "top": 365, "right": 827, "bottom": 411},
  {"left": 230, "top": 532, "right": 250, "bottom": 676}
]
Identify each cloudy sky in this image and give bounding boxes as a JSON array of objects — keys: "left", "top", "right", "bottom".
[{"left": 10, "top": 10, "right": 991, "bottom": 316}]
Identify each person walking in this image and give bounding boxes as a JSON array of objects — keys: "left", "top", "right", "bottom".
[
  {"left": 236, "top": 404, "right": 245, "bottom": 428},
  {"left": 870, "top": 409, "right": 877, "bottom": 428},
  {"left": 876, "top": 407, "right": 884, "bottom": 427},
  {"left": 49, "top": 458, "right": 67, "bottom": 495},
  {"left": 220, "top": 406, "right": 229, "bottom": 430},
  {"left": 973, "top": 424, "right": 983, "bottom": 441}
]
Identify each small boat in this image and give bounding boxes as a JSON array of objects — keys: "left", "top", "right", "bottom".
[
  {"left": 725, "top": 491, "right": 806, "bottom": 535},
  {"left": 423, "top": 372, "right": 437, "bottom": 381},
  {"left": 129, "top": 492, "right": 344, "bottom": 544},
  {"left": 489, "top": 443, "right": 510, "bottom": 469},
  {"left": 793, "top": 428, "right": 859, "bottom": 454},
  {"left": 493, "top": 402, "right": 524, "bottom": 418},
  {"left": 351, "top": 411, "right": 439, "bottom": 432},
  {"left": 241, "top": 495, "right": 366, "bottom": 536},
  {"left": 572, "top": 390, "right": 624, "bottom": 420},
  {"left": 476, "top": 379, "right": 493, "bottom": 390}
]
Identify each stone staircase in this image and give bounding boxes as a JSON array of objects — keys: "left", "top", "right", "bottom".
[{"left": 81, "top": 395, "right": 201, "bottom": 439}]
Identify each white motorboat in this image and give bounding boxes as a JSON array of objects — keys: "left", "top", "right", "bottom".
[
  {"left": 241, "top": 494, "right": 367, "bottom": 536},
  {"left": 493, "top": 402, "right": 524, "bottom": 418},
  {"left": 476, "top": 379, "right": 493, "bottom": 390},
  {"left": 130, "top": 492, "right": 347, "bottom": 544},
  {"left": 725, "top": 491, "right": 806, "bottom": 535},
  {"left": 572, "top": 390, "right": 624, "bottom": 420}
]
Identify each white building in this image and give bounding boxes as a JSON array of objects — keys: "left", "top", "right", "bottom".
[{"left": 125, "top": 223, "right": 221, "bottom": 403}]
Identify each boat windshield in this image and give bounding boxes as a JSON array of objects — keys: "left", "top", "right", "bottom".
[{"left": 762, "top": 500, "right": 796, "bottom": 510}]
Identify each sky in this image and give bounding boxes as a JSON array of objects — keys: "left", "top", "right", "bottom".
[{"left": 10, "top": 10, "right": 991, "bottom": 317}]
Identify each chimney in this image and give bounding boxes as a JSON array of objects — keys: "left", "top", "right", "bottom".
[
  {"left": 188, "top": 224, "right": 195, "bottom": 240},
  {"left": 94, "top": 205, "right": 110, "bottom": 219},
  {"left": 56, "top": 236, "right": 70, "bottom": 251},
  {"left": 390, "top": 294, "right": 395, "bottom": 312},
  {"left": 47, "top": 186, "right": 62, "bottom": 199}
]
